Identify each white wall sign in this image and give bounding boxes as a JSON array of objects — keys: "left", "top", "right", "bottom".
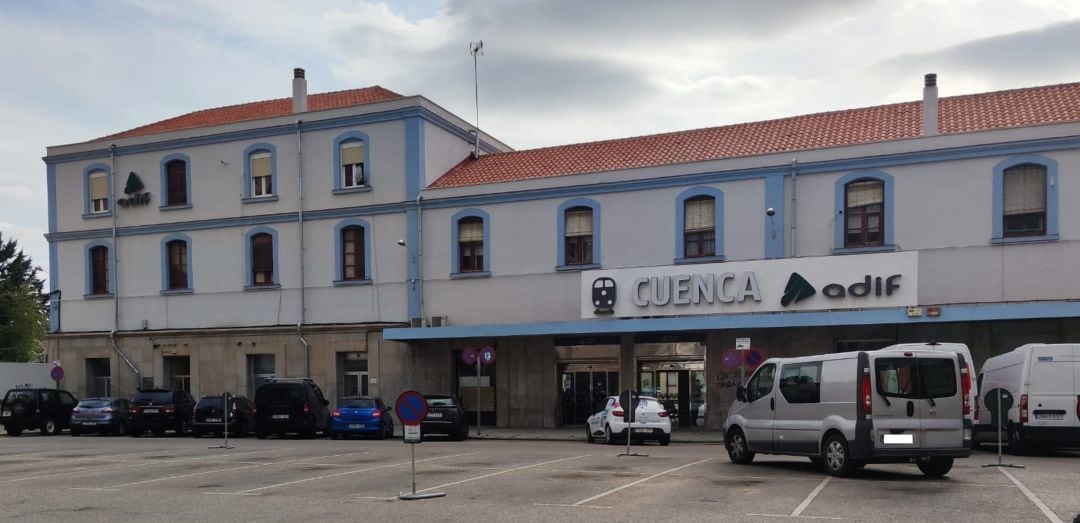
[
  {"left": 582, "top": 251, "right": 918, "bottom": 319},
  {"left": 736, "top": 338, "right": 751, "bottom": 351}
]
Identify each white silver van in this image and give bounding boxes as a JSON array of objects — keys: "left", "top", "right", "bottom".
[
  {"left": 975, "top": 343, "right": 1080, "bottom": 453},
  {"left": 723, "top": 349, "right": 972, "bottom": 477},
  {"left": 880, "top": 342, "right": 977, "bottom": 448}
]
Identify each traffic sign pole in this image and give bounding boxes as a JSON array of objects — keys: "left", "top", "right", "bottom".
[
  {"left": 396, "top": 391, "right": 445, "bottom": 500},
  {"left": 475, "top": 359, "right": 481, "bottom": 437},
  {"left": 209, "top": 392, "right": 235, "bottom": 450}
]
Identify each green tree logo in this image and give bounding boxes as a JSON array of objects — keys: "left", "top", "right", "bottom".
[{"left": 123, "top": 172, "right": 144, "bottom": 195}]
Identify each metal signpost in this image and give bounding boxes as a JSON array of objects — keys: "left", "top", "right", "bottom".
[
  {"left": 396, "top": 391, "right": 445, "bottom": 500},
  {"left": 735, "top": 337, "right": 751, "bottom": 385},
  {"left": 461, "top": 347, "right": 479, "bottom": 435},
  {"left": 982, "top": 389, "right": 1023, "bottom": 469},
  {"left": 618, "top": 389, "right": 646, "bottom": 457},
  {"left": 478, "top": 346, "right": 496, "bottom": 436},
  {"left": 209, "top": 392, "right": 234, "bottom": 450}
]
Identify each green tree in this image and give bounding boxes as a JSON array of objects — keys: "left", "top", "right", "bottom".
[{"left": 0, "top": 232, "right": 47, "bottom": 361}]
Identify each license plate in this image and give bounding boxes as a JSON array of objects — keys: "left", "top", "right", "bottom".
[
  {"left": 1, "top": 410, "right": 9, "bottom": 417},
  {"left": 349, "top": 424, "right": 365, "bottom": 429},
  {"left": 633, "top": 428, "right": 652, "bottom": 433},
  {"left": 272, "top": 414, "right": 289, "bottom": 420},
  {"left": 205, "top": 418, "right": 222, "bottom": 423},
  {"left": 78, "top": 421, "right": 98, "bottom": 425},
  {"left": 1035, "top": 413, "right": 1065, "bottom": 420},
  {"left": 143, "top": 408, "right": 159, "bottom": 414},
  {"left": 427, "top": 412, "right": 443, "bottom": 419},
  {"left": 883, "top": 434, "right": 914, "bottom": 445}
]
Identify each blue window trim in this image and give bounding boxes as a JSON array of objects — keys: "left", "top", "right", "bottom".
[
  {"left": 332, "top": 131, "right": 372, "bottom": 192},
  {"left": 159, "top": 153, "right": 192, "bottom": 209},
  {"left": 82, "top": 163, "right": 113, "bottom": 218},
  {"left": 333, "top": 218, "right": 372, "bottom": 285},
  {"left": 833, "top": 170, "right": 895, "bottom": 253},
  {"left": 159, "top": 232, "right": 193, "bottom": 292},
  {"left": 557, "top": 197, "right": 601, "bottom": 268},
  {"left": 991, "top": 155, "right": 1059, "bottom": 243},
  {"left": 451, "top": 208, "right": 491, "bottom": 276},
  {"left": 83, "top": 239, "right": 114, "bottom": 297},
  {"left": 674, "top": 186, "right": 725, "bottom": 263},
  {"left": 244, "top": 226, "right": 280, "bottom": 289},
  {"left": 243, "top": 143, "right": 277, "bottom": 201}
]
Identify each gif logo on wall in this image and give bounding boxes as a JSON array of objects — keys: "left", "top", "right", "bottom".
[{"left": 592, "top": 277, "right": 616, "bottom": 315}]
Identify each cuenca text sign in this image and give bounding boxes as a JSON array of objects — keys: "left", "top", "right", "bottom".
[{"left": 582, "top": 251, "right": 917, "bottom": 318}]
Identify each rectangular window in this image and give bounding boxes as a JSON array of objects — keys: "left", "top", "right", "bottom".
[
  {"left": 167, "top": 161, "right": 187, "bottom": 206},
  {"left": 341, "top": 228, "right": 365, "bottom": 280},
  {"left": 875, "top": 357, "right": 956, "bottom": 399},
  {"left": 251, "top": 234, "right": 274, "bottom": 285},
  {"left": 167, "top": 241, "right": 188, "bottom": 289},
  {"left": 341, "top": 143, "right": 366, "bottom": 187},
  {"left": 91, "top": 246, "right": 109, "bottom": 295},
  {"left": 247, "top": 354, "right": 276, "bottom": 397},
  {"left": 458, "top": 219, "right": 484, "bottom": 272},
  {"left": 89, "top": 172, "right": 109, "bottom": 213},
  {"left": 250, "top": 153, "right": 272, "bottom": 197},
  {"left": 845, "top": 180, "right": 884, "bottom": 247},
  {"left": 684, "top": 198, "right": 716, "bottom": 258},
  {"left": 1003, "top": 165, "right": 1047, "bottom": 237},
  {"left": 163, "top": 356, "right": 191, "bottom": 393},
  {"left": 779, "top": 363, "right": 821, "bottom": 404},
  {"left": 565, "top": 209, "right": 593, "bottom": 265}
]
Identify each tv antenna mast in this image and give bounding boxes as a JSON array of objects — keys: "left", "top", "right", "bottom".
[{"left": 469, "top": 40, "right": 484, "bottom": 158}]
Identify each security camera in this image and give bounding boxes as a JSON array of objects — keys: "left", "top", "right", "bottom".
[
  {"left": 766, "top": 207, "right": 776, "bottom": 217},
  {"left": 397, "top": 239, "right": 406, "bottom": 246}
]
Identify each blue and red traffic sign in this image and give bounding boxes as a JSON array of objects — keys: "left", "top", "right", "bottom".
[
  {"left": 479, "top": 346, "right": 496, "bottom": 366},
  {"left": 461, "top": 347, "right": 478, "bottom": 366},
  {"left": 50, "top": 366, "right": 64, "bottom": 382},
  {"left": 395, "top": 391, "right": 428, "bottom": 425}
]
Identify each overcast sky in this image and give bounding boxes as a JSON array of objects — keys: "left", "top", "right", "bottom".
[{"left": 3, "top": 0, "right": 1080, "bottom": 285}]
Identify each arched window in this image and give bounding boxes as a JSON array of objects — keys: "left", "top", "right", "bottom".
[
  {"left": 250, "top": 233, "right": 274, "bottom": 285},
  {"left": 341, "top": 140, "right": 366, "bottom": 188},
  {"left": 564, "top": 206, "right": 594, "bottom": 265},
  {"left": 1002, "top": 164, "right": 1047, "bottom": 237},
  {"left": 843, "top": 179, "right": 885, "bottom": 248},
  {"left": 88, "top": 170, "right": 109, "bottom": 213},
  {"left": 90, "top": 245, "right": 110, "bottom": 295},
  {"left": 243, "top": 143, "right": 277, "bottom": 201},
  {"left": 341, "top": 226, "right": 366, "bottom": 280},
  {"left": 166, "top": 240, "right": 189, "bottom": 290},
  {"left": 457, "top": 217, "right": 484, "bottom": 273},
  {"left": 683, "top": 195, "right": 716, "bottom": 258},
  {"left": 164, "top": 157, "right": 189, "bottom": 206}
]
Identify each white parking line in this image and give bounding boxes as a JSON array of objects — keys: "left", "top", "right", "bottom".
[
  {"left": 791, "top": 476, "right": 831, "bottom": 517},
  {"left": 413, "top": 455, "right": 589, "bottom": 494},
  {"left": 235, "top": 452, "right": 479, "bottom": 495},
  {"left": 69, "top": 451, "right": 373, "bottom": 491},
  {"left": 567, "top": 457, "right": 713, "bottom": 507},
  {"left": 2, "top": 462, "right": 155, "bottom": 484},
  {"left": 997, "top": 468, "right": 1065, "bottom": 523}
]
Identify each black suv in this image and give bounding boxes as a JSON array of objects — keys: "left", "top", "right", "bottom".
[
  {"left": 128, "top": 388, "right": 195, "bottom": 437},
  {"left": 253, "top": 379, "right": 331, "bottom": 439},
  {"left": 1, "top": 388, "right": 78, "bottom": 436},
  {"left": 192, "top": 394, "right": 254, "bottom": 437}
]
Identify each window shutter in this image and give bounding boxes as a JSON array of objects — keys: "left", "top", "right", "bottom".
[
  {"left": 458, "top": 219, "right": 484, "bottom": 242},
  {"left": 1004, "top": 165, "right": 1047, "bottom": 215},
  {"left": 684, "top": 198, "right": 715, "bottom": 232},
  {"left": 341, "top": 142, "right": 365, "bottom": 166},
  {"left": 846, "top": 180, "right": 884, "bottom": 208},
  {"left": 90, "top": 173, "right": 108, "bottom": 201},
  {"left": 565, "top": 209, "right": 593, "bottom": 237},
  {"left": 250, "top": 153, "right": 272, "bottom": 178},
  {"left": 252, "top": 235, "right": 273, "bottom": 272}
]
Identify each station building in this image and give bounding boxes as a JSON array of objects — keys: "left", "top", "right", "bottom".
[{"left": 45, "top": 71, "right": 1080, "bottom": 431}]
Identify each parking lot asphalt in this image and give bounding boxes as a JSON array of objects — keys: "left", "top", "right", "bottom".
[{"left": 0, "top": 434, "right": 1077, "bottom": 522}]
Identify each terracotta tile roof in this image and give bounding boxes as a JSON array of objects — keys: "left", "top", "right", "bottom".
[
  {"left": 430, "top": 82, "right": 1080, "bottom": 188},
  {"left": 99, "top": 86, "right": 402, "bottom": 141}
]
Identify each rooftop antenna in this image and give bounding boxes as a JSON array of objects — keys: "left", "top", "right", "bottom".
[{"left": 469, "top": 40, "right": 484, "bottom": 158}]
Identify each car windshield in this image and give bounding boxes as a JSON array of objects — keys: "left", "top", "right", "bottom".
[
  {"left": 342, "top": 398, "right": 376, "bottom": 408},
  {"left": 134, "top": 392, "right": 173, "bottom": 404},
  {"left": 3, "top": 390, "right": 33, "bottom": 403},
  {"left": 426, "top": 397, "right": 456, "bottom": 407},
  {"left": 256, "top": 386, "right": 302, "bottom": 403},
  {"left": 77, "top": 400, "right": 111, "bottom": 409},
  {"left": 197, "top": 397, "right": 224, "bottom": 409}
]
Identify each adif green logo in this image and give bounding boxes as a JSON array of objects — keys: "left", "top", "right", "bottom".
[
  {"left": 118, "top": 172, "right": 151, "bottom": 207},
  {"left": 780, "top": 272, "right": 902, "bottom": 307}
]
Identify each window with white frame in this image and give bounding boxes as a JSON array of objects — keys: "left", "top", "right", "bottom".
[
  {"left": 250, "top": 152, "right": 273, "bottom": 197},
  {"left": 340, "top": 141, "right": 366, "bottom": 188},
  {"left": 89, "top": 170, "right": 109, "bottom": 213},
  {"left": 1002, "top": 164, "right": 1047, "bottom": 237}
]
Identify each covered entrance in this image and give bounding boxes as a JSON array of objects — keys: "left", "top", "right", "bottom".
[{"left": 559, "top": 363, "right": 619, "bottom": 425}]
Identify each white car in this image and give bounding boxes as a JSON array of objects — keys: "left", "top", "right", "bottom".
[{"left": 586, "top": 395, "right": 671, "bottom": 446}]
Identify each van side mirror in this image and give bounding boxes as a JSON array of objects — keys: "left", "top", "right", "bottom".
[{"left": 736, "top": 385, "right": 747, "bottom": 403}]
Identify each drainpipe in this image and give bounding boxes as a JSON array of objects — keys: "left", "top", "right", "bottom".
[
  {"left": 296, "top": 120, "right": 310, "bottom": 377},
  {"left": 108, "top": 145, "right": 140, "bottom": 383},
  {"left": 790, "top": 158, "right": 798, "bottom": 257},
  {"left": 416, "top": 194, "right": 425, "bottom": 324}
]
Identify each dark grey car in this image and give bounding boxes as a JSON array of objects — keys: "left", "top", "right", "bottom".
[{"left": 71, "top": 398, "right": 131, "bottom": 436}]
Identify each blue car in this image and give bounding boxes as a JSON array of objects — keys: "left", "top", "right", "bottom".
[{"left": 330, "top": 397, "right": 394, "bottom": 439}]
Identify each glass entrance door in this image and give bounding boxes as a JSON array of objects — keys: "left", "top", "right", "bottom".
[
  {"left": 639, "top": 361, "right": 706, "bottom": 428},
  {"left": 559, "top": 365, "right": 619, "bottom": 425}
]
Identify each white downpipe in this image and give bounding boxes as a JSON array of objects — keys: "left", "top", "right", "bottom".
[
  {"left": 790, "top": 158, "right": 798, "bottom": 257},
  {"left": 296, "top": 120, "right": 309, "bottom": 377},
  {"left": 416, "top": 194, "right": 425, "bottom": 325},
  {"left": 108, "top": 144, "right": 139, "bottom": 381}
]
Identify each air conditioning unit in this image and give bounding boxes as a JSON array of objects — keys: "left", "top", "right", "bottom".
[
  {"left": 430, "top": 315, "right": 448, "bottom": 327},
  {"left": 409, "top": 317, "right": 424, "bottom": 328}
]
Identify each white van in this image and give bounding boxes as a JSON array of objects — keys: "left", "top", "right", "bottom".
[
  {"left": 723, "top": 349, "right": 972, "bottom": 477},
  {"left": 974, "top": 343, "right": 1080, "bottom": 453},
  {"left": 880, "top": 342, "right": 977, "bottom": 447}
]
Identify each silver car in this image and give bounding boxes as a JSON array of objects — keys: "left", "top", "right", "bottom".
[{"left": 71, "top": 397, "right": 131, "bottom": 436}]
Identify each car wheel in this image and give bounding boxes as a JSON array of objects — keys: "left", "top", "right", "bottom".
[
  {"left": 659, "top": 434, "right": 671, "bottom": 446},
  {"left": 42, "top": 418, "right": 58, "bottom": 436},
  {"left": 604, "top": 424, "right": 617, "bottom": 445},
  {"left": 6, "top": 426, "right": 22, "bottom": 437},
  {"left": 192, "top": 429, "right": 203, "bottom": 438},
  {"left": 822, "top": 434, "right": 856, "bottom": 477},
  {"left": 726, "top": 428, "right": 754, "bottom": 464},
  {"left": 586, "top": 425, "right": 595, "bottom": 444},
  {"left": 256, "top": 431, "right": 267, "bottom": 440},
  {"left": 916, "top": 457, "right": 954, "bottom": 477},
  {"left": 129, "top": 429, "right": 142, "bottom": 437}
]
